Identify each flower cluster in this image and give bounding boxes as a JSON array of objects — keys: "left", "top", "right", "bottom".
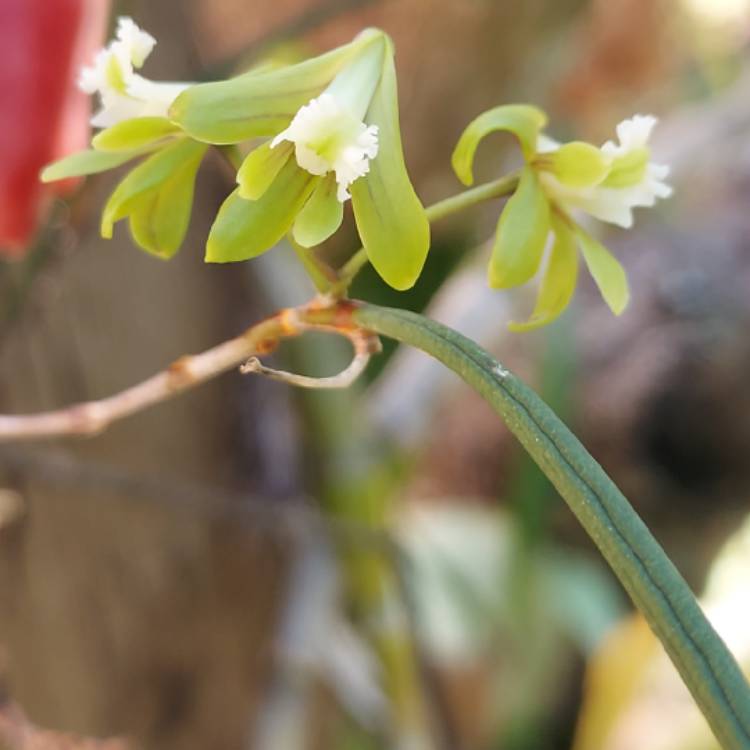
[
  {"left": 452, "top": 105, "right": 672, "bottom": 329},
  {"left": 42, "top": 20, "right": 429, "bottom": 290},
  {"left": 42, "top": 18, "right": 206, "bottom": 259},
  {"left": 170, "top": 26, "right": 429, "bottom": 289},
  {"left": 41, "top": 17, "right": 672, "bottom": 320}
]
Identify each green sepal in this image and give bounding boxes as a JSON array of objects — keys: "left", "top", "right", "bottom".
[
  {"left": 92, "top": 117, "right": 182, "bottom": 152},
  {"left": 100, "top": 138, "right": 208, "bottom": 257},
  {"left": 350, "top": 40, "right": 430, "bottom": 291},
  {"left": 206, "top": 159, "right": 317, "bottom": 262},
  {"left": 170, "top": 30, "right": 383, "bottom": 144},
  {"left": 576, "top": 227, "right": 629, "bottom": 315},
  {"left": 601, "top": 147, "right": 649, "bottom": 188},
  {"left": 237, "top": 140, "right": 293, "bottom": 200},
  {"left": 544, "top": 141, "right": 609, "bottom": 188},
  {"left": 40, "top": 148, "right": 154, "bottom": 182},
  {"left": 488, "top": 166, "right": 550, "bottom": 289},
  {"left": 293, "top": 174, "right": 343, "bottom": 247},
  {"left": 451, "top": 104, "right": 548, "bottom": 186},
  {"left": 127, "top": 169, "right": 198, "bottom": 259},
  {"left": 324, "top": 34, "right": 385, "bottom": 119},
  {"left": 509, "top": 214, "right": 579, "bottom": 331}
]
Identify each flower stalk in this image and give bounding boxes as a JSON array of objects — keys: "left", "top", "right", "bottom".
[{"left": 330, "top": 172, "right": 522, "bottom": 296}]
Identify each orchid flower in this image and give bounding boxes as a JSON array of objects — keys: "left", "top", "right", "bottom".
[
  {"left": 170, "top": 29, "right": 430, "bottom": 291},
  {"left": 535, "top": 115, "right": 672, "bottom": 230},
  {"left": 41, "top": 18, "right": 205, "bottom": 259},
  {"left": 79, "top": 16, "right": 189, "bottom": 128},
  {"left": 452, "top": 106, "right": 672, "bottom": 330}
]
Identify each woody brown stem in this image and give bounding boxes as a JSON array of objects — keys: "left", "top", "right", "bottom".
[{"left": 0, "top": 299, "right": 364, "bottom": 442}]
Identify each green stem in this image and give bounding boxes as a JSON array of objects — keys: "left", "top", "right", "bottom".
[
  {"left": 353, "top": 302, "right": 750, "bottom": 750},
  {"left": 331, "top": 172, "right": 520, "bottom": 296},
  {"left": 288, "top": 238, "right": 339, "bottom": 294}
]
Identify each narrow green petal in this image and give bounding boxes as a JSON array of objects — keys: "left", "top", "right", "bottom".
[
  {"left": 237, "top": 141, "right": 293, "bottom": 200},
  {"left": 577, "top": 227, "right": 630, "bottom": 315},
  {"left": 350, "top": 43, "right": 430, "bottom": 291},
  {"left": 92, "top": 117, "right": 182, "bottom": 152},
  {"left": 509, "top": 215, "right": 579, "bottom": 331},
  {"left": 206, "top": 160, "right": 317, "bottom": 263},
  {"left": 41, "top": 148, "right": 148, "bottom": 182},
  {"left": 100, "top": 139, "right": 207, "bottom": 243},
  {"left": 489, "top": 167, "right": 550, "bottom": 289},
  {"left": 293, "top": 175, "right": 343, "bottom": 247},
  {"left": 545, "top": 141, "right": 609, "bottom": 188},
  {"left": 170, "top": 31, "right": 383, "bottom": 144},
  {"left": 451, "top": 104, "right": 548, "bottom": 186}
]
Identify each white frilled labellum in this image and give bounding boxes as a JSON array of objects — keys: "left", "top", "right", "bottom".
[
  {"left": 538, "top": 115, "right": 672, "bottom": 228},
  {"left": 271, "top": 93, "right": 379, "bottom": 202},
  {"left": 78, "top": 17, "right": 189, "bottom": 128}
]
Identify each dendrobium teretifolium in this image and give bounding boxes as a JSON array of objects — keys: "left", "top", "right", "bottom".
[
  {"left": 536, "top": 115, "right": 672, "bottom": 230},
  {"left": 39, "top": 18, "right": 670, "bottom": 312},
  {"left": 452, "top": 105, "right": 672, "bottom": 330},
  {"left": 270, "top": 94, "right": 379, "bottom": 203},
  {"left": 79, "top": 16, "right": 189, "bottom": 128},
  {"left": 169, "top": 28, "right": 430, "bottom": 291},
  {"left": 41, "top": 17, "right": 206, "bottom": 259}
]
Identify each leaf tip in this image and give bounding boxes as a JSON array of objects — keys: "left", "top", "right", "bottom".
[
  {"left": 612, "top": 291, "right": 630, "bottom": 316},
  {"left": 100, "top": 219, "right": 114, "bottom": 239}
]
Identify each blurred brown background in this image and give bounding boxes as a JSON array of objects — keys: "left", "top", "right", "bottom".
[{"left": 0, "top": 1, "right": 749, "bottom": 749}]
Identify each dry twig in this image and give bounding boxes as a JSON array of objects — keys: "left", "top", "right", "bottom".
[
  {"left": 0, "top": 699, "right": 131, "bottom": 750},
  {"left": 0, "top": 299, "right": 373, "bottom": 442}
]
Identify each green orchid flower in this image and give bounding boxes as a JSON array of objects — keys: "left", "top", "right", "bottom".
[
  {"left": 170, "top": 29, "right": 430, "bottom": 291},
  {"left": 452, "top": 105, "right": 672, "bottom": 330},
  {"left": 41, "top": 17, "right": 206, "bottom": 259}
]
